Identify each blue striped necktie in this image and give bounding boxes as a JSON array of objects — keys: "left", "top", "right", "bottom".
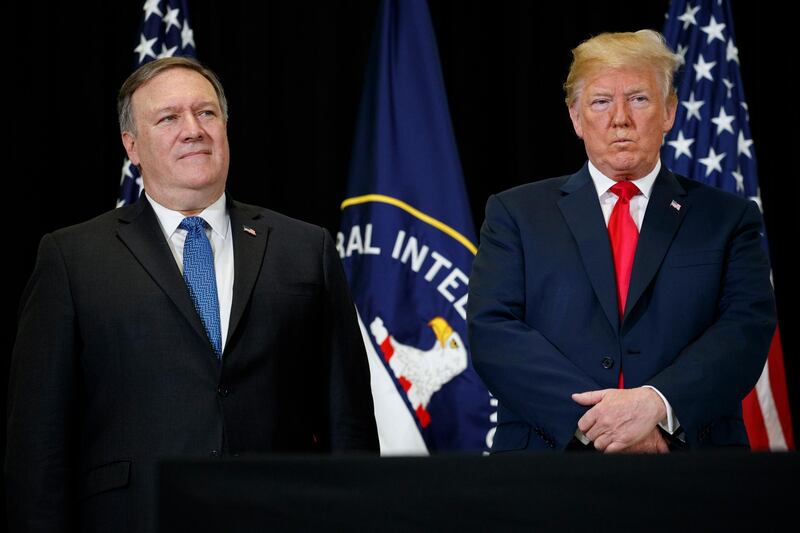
[{"left": 180, "top": 216, "right": 222, "bottom": 358}]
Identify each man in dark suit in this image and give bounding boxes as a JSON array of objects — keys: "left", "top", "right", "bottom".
[
  {"left": 6, "top": 57, "right": 378, "bottom": 532},
  {"left": 467, "top": 30, "right": 776, "bottom": 453}
]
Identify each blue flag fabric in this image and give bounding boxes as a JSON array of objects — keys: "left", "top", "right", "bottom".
[
  {"left": 662, "top": 0, "right": 793, "bottom": 451},
  {"left": 339, "top": 0, "right": 494, "bottom": 453},
  {"left": 118, "top": 0, "right": 197, "bottom": 207},
  {"left": 662, "top": 0, "right": 758, "bottom": 200}
]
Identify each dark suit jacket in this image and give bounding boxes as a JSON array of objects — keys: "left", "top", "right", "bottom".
[
  {"left": 6, "top": 195, "right": 378, "bottom": 532},
  {"left": 467, "top": 164, "right": 776, "bottom": 452}
]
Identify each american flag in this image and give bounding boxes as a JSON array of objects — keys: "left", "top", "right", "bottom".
[
  {"left": 662, "top": 0, "right": 794, "bottom": 451},
  {"left": 117, "top": 0, "right": 196, "bottom": 207}
]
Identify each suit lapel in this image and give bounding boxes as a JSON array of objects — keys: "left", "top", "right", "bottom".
[
  {"left": 116, "top": 198, "right": 209, "bottom": 345},
  {"left": 624, "top": 168, "right": 688, "bottom": 322},
  {"left": 558, "top": 165, "right": 619, "bottom": 333},
  {"left": 227, "top": 199, "right": 271, "bottom": 349}
]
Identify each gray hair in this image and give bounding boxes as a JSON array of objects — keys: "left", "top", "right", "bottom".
[{"left": 118, "top": 57, "right": 228, "bottom": 134}]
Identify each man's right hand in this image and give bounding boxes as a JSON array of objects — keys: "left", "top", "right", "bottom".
[{"left": 611, "top": 427, "right": 670, "bottom": 454}]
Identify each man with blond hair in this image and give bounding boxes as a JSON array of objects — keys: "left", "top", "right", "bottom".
[
  {"left": 468, "top": 30, "right": 775, "bottom": 453},
  {"left": 6, "top": 57, "right": 378, "bottom": 533}
]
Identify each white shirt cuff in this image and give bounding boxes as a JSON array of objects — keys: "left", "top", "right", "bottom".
[{"left": 642, "top": 385, "right": 679, "bottom": 434}]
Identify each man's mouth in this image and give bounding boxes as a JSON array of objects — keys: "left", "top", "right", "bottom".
[
  {"left": 179, "top": 150, "right": 211, "bottom": 159},
  {"left": 611, "top": 139, "right": 635, "bottom": 148}
]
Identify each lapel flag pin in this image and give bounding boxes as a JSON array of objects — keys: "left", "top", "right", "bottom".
[
  {"left": 670, "top": 200, "right": 682, "bottom": 212},
  {"left": 243, "top": 225, "right": 257, "bottom": 236}
]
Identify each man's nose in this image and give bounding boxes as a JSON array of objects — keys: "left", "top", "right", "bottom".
[
  {"left": 181, "top": 113, "right": 204, "bottom": 141},
  {"left": 611, "top": 100, "right": 631, "bottom": 127}
]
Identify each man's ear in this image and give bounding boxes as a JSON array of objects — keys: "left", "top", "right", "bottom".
[
  {"left": 121, "top": 131, "right": 140, "bottom": 166},
  {"left": 662, "top": 96, "right": 678, "bottom": 134},
  {"left": 568, "top": 104, "right": 583, "bottom": 139}
]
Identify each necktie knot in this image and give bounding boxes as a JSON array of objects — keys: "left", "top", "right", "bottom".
[
  {"left": 180, "top": 216, "right": 208, "bottom": 233},
  {"left": 610, "top": 181, "right": 640, "bottom": 203}
]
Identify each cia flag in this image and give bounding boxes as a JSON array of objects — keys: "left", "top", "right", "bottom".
[
  {"left": 118, "top": 0, "right": 197, "bottom": 207},
  {"left": 339, "top": 0, "right": 495, "bottom": 454},
  {"left": 662, "top": 0, "right": 794, "bottom": 450}
]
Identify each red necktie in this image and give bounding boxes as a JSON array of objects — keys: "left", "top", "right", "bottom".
[{"left": 608, "top": 181, "right": 640, "bottom": 388}]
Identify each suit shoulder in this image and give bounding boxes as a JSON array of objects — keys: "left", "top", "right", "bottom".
[
  {"left": 48, "top": 206, "right": 126, "bottom": 244},
  {"left": 489, "top": 175, "right": 572, "bottom": 214},
  {"left": 675, "top": 175, "right": 758, "bottom": 213},
  {"left": 232, "top": 201, "right": 327, "bottom": 239},
  {"left": 496, "top": 175, "right": 571, "bottom": 199}
]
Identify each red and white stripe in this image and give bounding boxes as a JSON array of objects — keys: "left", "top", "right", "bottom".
[{"left": 743, "top": 327, "right": 794, "bottom": 451}]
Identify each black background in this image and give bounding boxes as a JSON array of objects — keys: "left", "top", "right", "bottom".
[{"left": 5, "top": 0, "right": 797, "bottom": 463}]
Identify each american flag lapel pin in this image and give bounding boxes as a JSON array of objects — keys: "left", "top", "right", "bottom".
[
  {"left": 243, "top": 225, "right": 257, "bottom": 236},
  {"left": 670, "top": 200, "right": 682, "bottom": 212}
]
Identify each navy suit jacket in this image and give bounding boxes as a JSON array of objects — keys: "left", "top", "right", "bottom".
[
  {"left": 467, "top": 164, "right": 776, "bottom": 452},
  {"left": 6, "top": 195, "right": 378, "bottom": 533}
]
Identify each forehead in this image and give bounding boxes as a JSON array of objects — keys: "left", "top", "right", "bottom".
[
  {"left": 581, "top": 67, "right": 660, "bottom": 94},
  {"left": 132, "top": 68, "right": 219, "bottom": 112}
]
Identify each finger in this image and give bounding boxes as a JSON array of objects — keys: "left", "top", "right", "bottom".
[
  {"left": 603, "top": 441, "right": 641, "bottom": 453},
  {"left": 584, "top": 421, "right": 603, "bottom": 443},
  {"left": 571, "top": 389, "right": 607, "bottom": 406},
  {"left": 577, "top": 409, "right": 597, "bottom": 434},
  {"left": 593, "top": 435, "right": 612, "bottom": 452},
  {"left": 657, "top": 436, "right": 670, "bottom": 454},
  {"left": 604, "top": 441, "right": 626, "bottom": 454}
]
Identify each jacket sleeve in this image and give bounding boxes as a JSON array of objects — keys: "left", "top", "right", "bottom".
[
  {"left": 6, "top": 234, "right": 80, "bottom": 532},
  {"left": 320, "top": 227, "right": 379, "bottom": 453},
  {"left": 467, "top": 195, "right": 602, "bottom": 449},
  {"left": 647, "top": 200, "right": 777, "bottom": 442}
]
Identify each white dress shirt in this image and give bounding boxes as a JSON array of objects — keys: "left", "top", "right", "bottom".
[
  {"left": 588, "top": 159, "right": 658, "bottom": 229},
  {"left": 576, "top": 160, "right": 680, "bottom": 442},
  {"left": 146, "top": 192, "right": 235, "bottom": 352}
]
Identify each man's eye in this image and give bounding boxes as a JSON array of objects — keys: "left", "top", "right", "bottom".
[
  {"left": 591, "top": 99, "right": 610, "bottom": 110},
  {"left": 198, "top": 110, "right": 215, "bottom": 118},
  {"left": 158, "top": 115, "right": 176, "bottom": 124},
  {"left": 631, "top": 95, "right": 649, "bottom": 105}
]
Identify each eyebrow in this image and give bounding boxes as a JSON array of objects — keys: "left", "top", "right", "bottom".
[
  {"left": 153, "top": 101, "right": 219, "bottom": 115},
  {"left": 587, "top": 86, "right": 650, "bottom": 98},
  {"left": 624, "top": 87, "right": 649, "bottom": 96}
]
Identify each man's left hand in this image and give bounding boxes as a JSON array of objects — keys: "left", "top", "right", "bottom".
[{"left": 572, "top": 387, "right": 666, "bottom": 453}]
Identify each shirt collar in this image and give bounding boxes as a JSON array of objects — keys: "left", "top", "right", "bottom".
[
  {"left": 146, "top": 192, "right": 229, "bottom": 240},
  {"left": 587, "top": 159, "right": 660, "bottom": 200}
]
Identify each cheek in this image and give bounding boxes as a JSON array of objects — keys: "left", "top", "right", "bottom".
[
  {"left": 139, "top": 135, "right": 168, "bottom": 158},
  {"left": 585, "top": 116, "right": 608, "bottom": 135},
  {"left": 215, "top": 138, "right": 230, "bottom": 161},
  {"left": 587, "top": 127, "right": 609, "bottom": 149},
  {"left": 643, "top": 112, "right": 668, "bottom": 133},
  {"left": 642, "top": 124, "right": 665, "bottom": 147}
]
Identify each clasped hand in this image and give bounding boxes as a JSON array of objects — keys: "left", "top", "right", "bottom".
[{"left": 572, "top": 387, "right": 669, "bottom": 453}]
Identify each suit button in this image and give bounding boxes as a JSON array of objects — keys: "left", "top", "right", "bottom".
[
  {"left": 601, "top": 356, "right": 614, "bottom": 369},
  {"left": 217, "top": 387, "right": 230, "bottom": 397}
]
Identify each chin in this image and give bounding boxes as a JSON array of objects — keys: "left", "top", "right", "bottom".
[
  {"left": 609, "top": 156, "right": 639, "bottom": 172},
  {"left": 177, "top": 172, "right": 224, "bottom": 188}
]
